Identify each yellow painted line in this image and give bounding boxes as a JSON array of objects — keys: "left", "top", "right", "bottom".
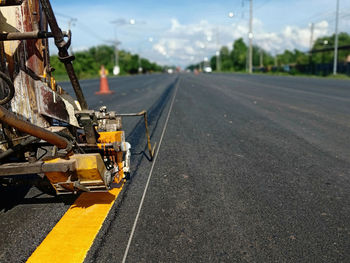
[{"left": 27, "top": 185, "right": 124, "bottom": 263}]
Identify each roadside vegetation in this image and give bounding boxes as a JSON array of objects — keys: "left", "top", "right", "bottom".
[
  {"left": 50, "top": 45, "right": 164, "bottom": 80},
  {"left": 188, "top": 32, "right": 350, "bottom": 78}
]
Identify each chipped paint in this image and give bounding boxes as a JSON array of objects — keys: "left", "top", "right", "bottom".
[
  {"left": 0, "top": 1, "right": 48, "bottom": 127},
  {"left": 36, "top": 82, "right": 79, "bottom": 127}
]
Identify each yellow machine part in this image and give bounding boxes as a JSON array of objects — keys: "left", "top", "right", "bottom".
[
  {"left": 44, "top": 153, "right": 108, "bottom": 192},
  {"left": 44, "top": 131, "right": 127, "bottom": 192},
  {"left": 71, "top": 154, "right": 107, "bottom": 181},
  {"left": 98, "top": 131, "right": 124, "bottom": 143},
  {"left": 98, "top": 131, "right": 125, "bottom": 184}
]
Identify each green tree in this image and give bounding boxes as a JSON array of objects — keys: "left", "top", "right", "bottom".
[
  {"left": 220, "top": 46, "right": 233, "bottom": 71},
  {"left": 231, "top": 38, "right": 247, "bottom": 71},
  {"left": 311, "top": 32, "right": 350, "bottom": 64},
  {"left": 210, "top": 56, "right": 217, "bottom": 71},
  {"left": 50, "top": 45, "right": 164, "bottom": 80}
]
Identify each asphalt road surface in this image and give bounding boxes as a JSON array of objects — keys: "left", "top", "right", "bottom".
[{"left": 1, "top": 73, "right": 350, "bottom": 262}]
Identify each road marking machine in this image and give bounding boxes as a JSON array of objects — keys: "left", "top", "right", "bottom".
[{"left": 0, "top": 0, "right": 154, "bottom": 195}]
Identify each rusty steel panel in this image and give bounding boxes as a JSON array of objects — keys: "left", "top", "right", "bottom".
[
  {"left": 0, "top": 0, "right": 50, "bottom": 152},
  {"left": 36, "top": 81, "right": 79, "bottom": 126},
  {"left": 36, "top": 83, "right": 69, "bottom": 123},
  {"left": 0, "top": 1, "right": 49, "bottom": 127}
]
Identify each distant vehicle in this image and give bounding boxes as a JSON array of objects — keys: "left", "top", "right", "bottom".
[
  {"left": 167, "top": 68, "right": 174, "bottom": 74},
  {"left": 283, "top": 65, "right": 290, "bottom": 72},
  {"left": 204, "top": 66, "right": 212, "bottom": 73}
]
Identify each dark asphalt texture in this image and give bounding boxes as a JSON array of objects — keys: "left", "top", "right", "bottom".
[{"left": 1, "top": 73, "right": 350, "bottom": 262}]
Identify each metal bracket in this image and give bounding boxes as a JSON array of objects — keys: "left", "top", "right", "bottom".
[
  {"left": 117, "top": 110, "right": 156, "bottom": 161},
  {"left": 75, "top": 110, "right": 99, "bottom": 144}
]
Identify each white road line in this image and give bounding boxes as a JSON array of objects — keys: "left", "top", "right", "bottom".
[{"left": 122, "top": 77, "right": 181, "bottom": 263}]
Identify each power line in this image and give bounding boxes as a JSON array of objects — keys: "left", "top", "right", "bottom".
[{"left": 55, "top": 12, "right": 105, "bottom": 42}]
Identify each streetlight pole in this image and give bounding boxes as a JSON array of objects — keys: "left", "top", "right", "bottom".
[
  {"left": 248, "top": 0, "right": 253, "bottom": 74},
  {"left": 228, "top": 12, "right": 235, "bottom": 72},
  {"left": 229, "top": 1, "right": 252, "bottom": 73},
  {"left": 114, "top": 41, "right": 121, "bottom": 68},
  {"left": 309, "top": 23, "right": 314, "bottom": 51},
  {"left": 216, "top": 27, "right": 221, "bottom": 72},
  {"left": 110, "top": 18, "right": 135, "bottom": 75},
  {"left": 333, "top": 0, "right": 340, "bottom": 75}
]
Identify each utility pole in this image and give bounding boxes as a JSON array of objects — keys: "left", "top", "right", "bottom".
[
  {"left": 333, "top": 0, "right": 340, "bottom": 75},
  {"left": 216, "top": 28, "right": 221, "bottom": 71},
  {"left": 274, "top": 55, "right": 277, "bottom": 67},
  {"left": 138, "top": 53, "right": 142, "bottom": 73},
  {"left": 111, "top": 40, "right": 121, "bottom": 75},
  {"left": 248, "top": 0, "right": 253, "bottom": 74},
  {"left": 309, "top": 23, "right": 314, "bottom": 51},
  {"left": 259, "top": 48, "right": 263, "bottom": 68},
  {"left": 308, "top": 23, "right": 315, "bottom": 74},
  {"left": 246, "top": 48, "right": 249, "bottom": 72},
  {"left": 110, "top": 18, "right": 135, "bottom": 75},
  {"left": 114, "top": 42, "right": 119, "bottom": 67},
  {"left": 273, "top": 48, "right": 278, "bottom": 67}
]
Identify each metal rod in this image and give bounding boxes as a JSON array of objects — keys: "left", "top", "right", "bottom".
[
  {"left": 142, "top": 111, "right": 155, "bottom": 160},
  {"left": 0, "top": 105, "right": 69, "bottom": 149},
  {"left": 116, "top": 111, "right": 145, "bottom": 117},
  {"left": 0, "top": 31, "right": 68, "bottom": 41},
  {"left": 0, "top": 136, "right": 38, "bottom": 160},
  {"left": 39, "top": 0, "right": 88, "bottom": 110},
  {"left": 117, "top": 111, "right": 155, "bottom": 160},
  {"left": 0, "top": 0, "right": 23, "bottom": 6}
]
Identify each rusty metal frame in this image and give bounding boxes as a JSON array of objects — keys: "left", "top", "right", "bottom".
[
  {"left": 38, "top": 0, "right": 99, "bottom": 145},
  {"left": 39, "top": 0, "right": 88, "bottom": 110}
]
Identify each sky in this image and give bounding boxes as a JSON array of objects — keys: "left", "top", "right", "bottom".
[{"left": 50, "top": 0, "right": 350, "bottom": 68}]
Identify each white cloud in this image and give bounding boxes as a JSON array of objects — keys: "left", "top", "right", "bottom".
[
  {"left": 72, "top": 46, "right": 89, "bottom": 52},
  {"left": 149, "top": 18, "right": 331, "bottom": 67},
  {"left": 281, "top": 21, "right": 328, "bottom": 49}
]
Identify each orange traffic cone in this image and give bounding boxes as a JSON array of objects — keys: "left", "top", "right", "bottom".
[{"left": 96, "top": 65, "right": 114, "bottom": 95}]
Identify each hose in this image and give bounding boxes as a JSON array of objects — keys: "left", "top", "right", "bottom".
[
  {"left": 0, "top": 104, "right": 70, "bottom": 150},
  {"left": 0, "top": 71, "right": 15, "bottom": 105}
]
